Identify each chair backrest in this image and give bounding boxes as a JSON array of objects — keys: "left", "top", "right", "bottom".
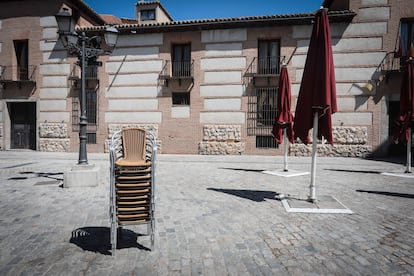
[{"left": 122, "top": 128, "right": 147, "bottom": 162}]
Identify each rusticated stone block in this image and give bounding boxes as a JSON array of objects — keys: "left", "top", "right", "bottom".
[
  {"left": 198, "top": 141, "right": 245, "bottom": 155},
  {"left": 332, "top": 126, "right": 367, "bottom": 145},
  {"left": 203, "top": 125, "right": 241, "bottom": 142},
  {"left": 39, "top": 138, "right": 70, "bottom": 152},
  {"left": 107, "top": 124, "right": 158, "bottom": 139},
  {"left": 289, "top": 144, "right": 372, "bottom": 157},
  {"left": 39, "top": 123, "right": 68, "bottom": 138}
]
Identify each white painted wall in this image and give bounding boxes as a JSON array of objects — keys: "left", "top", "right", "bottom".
[
  {"left": 171, "top": 106, "right": 190, "bottom": 118},
  {"left": 205, "top": 43, "right": 243, "bottom": 56},
  {"left": 105, "top": 112, "right": 162, "bottom": 123},
  {"left": 200, "top": 85, "right": 244, "bottom": 97},
  {"left": 200, "top": 112, "right": 245, "bottom": 124},
  {"left": 201, "top": 28, "right": 247, "bottom": 43},
  {"left": 108, "top": 99, "right": 158, "bottom": 110},
  {"left": 204, "top": 71, "right": 241, "bottom": 84},
  {"left": 204, "top": 98, "right": 241, "bottom": 110},
  {"left": 106, "top": 60, "right": 162, "bottom": 73},
  {"left": 106, "top": 86, "right": 159, "bottom": 98},
  {"left": 109, "top": 47, "right": 159, "bottom": 61},
  {"left": 201, "top": 57, "right": 246, "bottom": 70}
]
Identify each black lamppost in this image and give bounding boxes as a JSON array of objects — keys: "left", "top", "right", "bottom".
[{"left": 55, "top": 8, "right": 118, "bottom": 165}]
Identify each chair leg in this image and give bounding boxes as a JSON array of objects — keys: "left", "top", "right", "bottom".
[{"left": 111, "top": 220, "right": 117, "bottom": 255}]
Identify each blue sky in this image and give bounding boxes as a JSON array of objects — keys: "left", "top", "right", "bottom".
[{"left": 84, "top": 0, "right": 324, "bottom": 20}]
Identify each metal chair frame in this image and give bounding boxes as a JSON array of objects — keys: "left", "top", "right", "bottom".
[{"left": 109, "top": 128, "right": 157, "bottom": 255}]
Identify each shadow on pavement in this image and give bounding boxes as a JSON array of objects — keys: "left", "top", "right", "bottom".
[
  {"left": 70, "top": 226, "right": 150, "bottom": 255},
  {"left": 207, "top": 188, "right": 280, "bottom": 202},
  {"left": 356, "top": 189, "right": 414, "bottom": 199},
  {"left": 219, "top": 167, "right": 264, "bottom": 173},
  {"left": 324, "top": 168, "right": 381, "bottom": 174}
]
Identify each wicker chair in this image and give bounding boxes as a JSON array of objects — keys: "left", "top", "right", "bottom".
[{"left": 109, "top": 128, "right": 157, "bottom": 255}]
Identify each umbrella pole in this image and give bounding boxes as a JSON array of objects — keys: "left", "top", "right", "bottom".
[
  {"left": 308, "top": 112, "right": 318, "bottom": 202},
  {"left": 283, "top": 128, "right": 288, "bottom": 171},
  {"left": 406, "top": 128, "right": 412, "bottom": 173}
]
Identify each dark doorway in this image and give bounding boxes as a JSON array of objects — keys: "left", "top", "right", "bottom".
[
  {"left": 388, "top": 101, "right": 408, "bottom": 156},
  {"left": 9, "top": 102, "right": 36, "bottom": 149}
]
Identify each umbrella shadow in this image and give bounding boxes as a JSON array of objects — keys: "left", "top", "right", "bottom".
[
  {"left": 70, "top": 226, "right": 150, "bottom": 255},
  {"left": 8, "top": 171, "right": 63, "bottom": 182},
  {"left": 356, "top": 189, "right": 414, "bottom": 199},
  {"left": 324, "top": 168, "right": 381, "bottom": 174},
  {"left": 207, "top": 188, "right": 280, "bottom": 202},
  {"left": 219, "top": 167, "right": 264, "bottom": 173}
]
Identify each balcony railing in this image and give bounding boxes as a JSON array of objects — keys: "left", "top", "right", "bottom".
[
  {"left": 159, "top": 60, "right": 194, "bottom": 79},
  {"left": 68, "top": 64, "right": 99, "bottom": 81},
  {"left": 0, "top": 65, "right": 37, "bottom": 82},
  {"left": 245, "top": 56, "right": 285, "bottom": 77}
]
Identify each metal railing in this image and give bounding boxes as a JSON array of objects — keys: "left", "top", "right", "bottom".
[
  {"left": 245, "top": 56, "right": 285, "bottom": 77},
  {"left": 0, "top": 65, "right": 36, "bottom": 81},
  {"left": 159, "top": 60, "right": 194, "bottom": 79},
  {"left": 69, "top": 64, "right": 98, "bottom": 80}
]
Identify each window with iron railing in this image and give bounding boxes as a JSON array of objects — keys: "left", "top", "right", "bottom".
[
  {"left": 258, "top": 40, "right": 280, "bottom": 75},
  {"left": 172, "top": 44, "right": 192, "bottom": 78},
  {"left": 72, "top": 89, "right": 98, "bottom": 144},
  {"left": 247, "top": 87, "right": 278, "bottom": 136}
]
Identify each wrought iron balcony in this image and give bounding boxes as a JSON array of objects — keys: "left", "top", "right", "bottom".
[
  {"left": 159, "top": 60, "right": 194, "bottom": 79},
  {"left": 0, "top": 65, "right": 37, "bottom": 82},
  {"left": 245, "top": 56, "right": 285, "bottom": 78}
]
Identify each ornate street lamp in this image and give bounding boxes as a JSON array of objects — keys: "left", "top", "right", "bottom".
[{"left": 55, "top": 8, "right": 118, "bottom": 165}]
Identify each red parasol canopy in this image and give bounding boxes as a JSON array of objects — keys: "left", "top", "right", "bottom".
[
  {"left": 293, "top": 8, "right": 337, "bottom": 145},
  {"left": 394, "top": 59, "right": 414, "bottom": 144},
  {"left": 272, "top": 66, "right": 294, "bottom": 144}
]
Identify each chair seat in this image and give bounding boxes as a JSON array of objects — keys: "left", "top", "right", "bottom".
[
  {"left": 118, "top": 218, "right": 150, "bottom": 225},
  {"left": 115, "top": 158, "right": 151, "bottom": 167},
  {"left": 117, "top": 174, "right": 151, "bottom": 181},
  {"left": 116, "top": 188, "right": 150, "bottom": 195},
  {"left": 116, "top": 182, "right": 150, "bottom": 188}
]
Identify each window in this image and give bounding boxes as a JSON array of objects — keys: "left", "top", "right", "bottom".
[
  {"left": 258, "top": 40, "right": 280, "bottom": 75},
  {"left": 72, "top": 89, "right": 98, "bottom": 144},
  {"left": 172, "top": 44, "right": 191, "bottom": 77},
  {"left": 172, "top": 92, "right": 190, "bottom": 105},
  {"left": 256, "top": 87, "right": 277, "bottom": 126},
  {"left": 141, "top": 9, "right": 156, "bottom": 21},
  {"left": 256, "top": 136, "right": 278, "bottom": 148},
  {"left": 399, "top": 20, "right": 414, "bottom": 58},
  {"left": 13, "top": 40, "right": 29, "bottom": 80}
]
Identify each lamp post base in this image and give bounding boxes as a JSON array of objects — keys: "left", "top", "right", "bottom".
[{"left": 63, "top": 163, "right": 100, "bottom": 188}]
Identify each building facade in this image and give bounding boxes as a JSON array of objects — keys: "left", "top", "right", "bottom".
[{"left": 0, "top": 0, "right": 413, "bottom": 156}]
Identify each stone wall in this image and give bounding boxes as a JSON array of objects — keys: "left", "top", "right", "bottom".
[
  {"left": 290, "top": 126, "right": 372, "bottom": 157},
  {"left": 199, "top": 125, "right": 245, "bottom": 155},
  {"left": 38, "top": 123, "right": 70, "bottom": 152},
  {"left": 104, "top": 124, "right": 160, "bottom": 153}
]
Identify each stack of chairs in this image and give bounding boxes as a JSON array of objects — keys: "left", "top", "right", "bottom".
[{"left": 109, "top": 128, "right": 157, "bottom": 255}]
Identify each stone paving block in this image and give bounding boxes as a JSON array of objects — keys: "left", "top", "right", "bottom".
[{"left": 0, "top": 152, "right": 413, "bottom": 275}]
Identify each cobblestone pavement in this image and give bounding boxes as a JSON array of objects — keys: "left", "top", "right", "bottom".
[{"left": 0, "top": 151, "right": 413, "bottom": 275}]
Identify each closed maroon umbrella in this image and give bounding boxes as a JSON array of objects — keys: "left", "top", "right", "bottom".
[
  {"left": 272, "top": 65, "right": 294, "bottom": 171},
  {"left": 394, "top": 58, "right": 414, "bottom": 172},
  {"left": 293, "top": 8, "right": 337, "bottom": 201},
  {"left": 272, "top": 66, "right": 294, "bottom": 144},
  {"left": 293, "top": 8, "right": 337, "bottom": 145}
]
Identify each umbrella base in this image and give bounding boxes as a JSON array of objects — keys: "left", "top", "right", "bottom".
[
  {"left": 278, "top": 194, "right": 353, "bottom": 214},
  {"left": 381, "top": 172, "right": 414, "bottom": 178},
  {"left": 262, "top": 169, "right": 309, "bottom": 178}
]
